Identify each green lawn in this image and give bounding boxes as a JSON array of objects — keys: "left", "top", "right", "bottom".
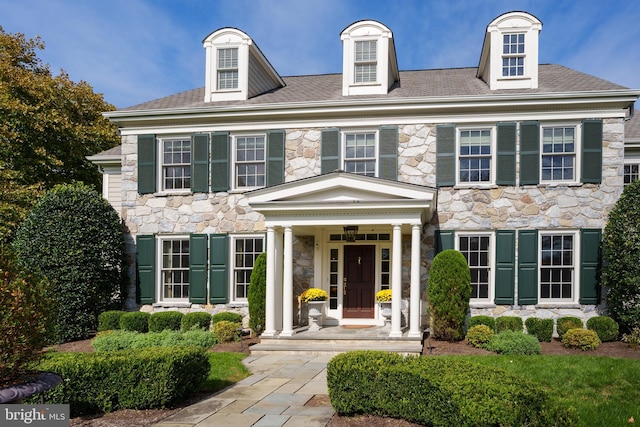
[
  {"left": 201, "top": 352, "right": 250, "bottom": 392},
  {"left": 448, "top": 355, "right": 640, "bottom": 427}
]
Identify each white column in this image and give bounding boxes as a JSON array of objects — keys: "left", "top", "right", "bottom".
[
  {"left": 262, "top": 226, "right": 277, "bottom": 337},
  {"left": 281, "top": 225, "right": 295, "bottom": 336},
  {"left": 409, "top": 224, "right": 422, "bottom": 338},
  {"left": 390, "top": 224, "right": 403, "bottom": 337}
]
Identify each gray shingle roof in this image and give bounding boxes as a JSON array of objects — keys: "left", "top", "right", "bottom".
[
  {"left": 626, "top": 111, "right": 640, "bottom": 141},
  {"left": 121, "top": 64, "right": 628, "bottom": 112}
]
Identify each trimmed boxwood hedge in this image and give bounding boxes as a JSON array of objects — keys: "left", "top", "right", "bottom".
[
  {"left": 556, "top": 317, "right": 584, "bottom": 338},
  {"left": 148, "top": 311, "right": 183, "bottom": 332},
  {"left": 32, "top": 346, "right": 210, "bottom": 417},
  {"left": 467, "top": 315, "right": 496, "bottom": 331},
  {"left": 496, "top": 316, "right": 523, "bottom": 333},
  {"left": 586, "top": 316, "right": 619, "bottom": 342},
  {"left": 91, "top": 329, "right": 217, "bottom": 352},
  {"left": 327, "top": 351, "right": 576, "bottom": 426},
  {"left": 119, "top": 312, "right": 150, "bottom": 332},
  {"left": 211, "top": 312, "right": 243, "bottom": 325},
  {"left": 98, "top": 310, "right": 125, "bottom": 332},
  {"left": 525, "top": 317, "right": 554, "bottom": 342},
  {"left": 181, "top": 312, "right": 212, "bottom": 331}
]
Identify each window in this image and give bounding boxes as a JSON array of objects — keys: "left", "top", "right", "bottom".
[
  {"left": 458, "top": 235, "right": 491, "bottom": 300},
  {"left": 217, "top": 48, "right": 238, "bottom": 90},
  {"left": 624, "top": 163, "right": 639, "bottom": 185},
  {"left": 540, "top": 234, "right": 574, "bottom": 301},
  {"left": 344, "top": 132, "right": 376, "bottom": 176},
  {"left": 232, "top": 236, "right": 264, "bottom": 300},
  {"left": 459, "top": 129, "right": 492, "bottom": 183},
  {"left": 235, "top": 135, "right": 265, "bottom": 188},
  {"left": 354, "top": 40, "right": 377, "bottom": 83},
  {"left": 502, "top": 33, "right": 525, "bottom": 77},
  {"left": 541, "top": 126, "right": 576, "bottom": 181},
  {"left": 162, "top": 138, "right": 191, "bottom": 190},
  {"left": 161, "top": 238, "right": 190, "bottom": 300}
]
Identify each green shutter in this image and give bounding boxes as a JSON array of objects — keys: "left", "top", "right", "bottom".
[
  {"left": 519, "top": 121, "right": 540, "bottom": 185},
  {"left": 436, "top": 124, "right": 456, "bottom": 187},
  {"left": 435, "top": 230, "right": 455, "bottom": 254},
  {"left": 136, "top": 235, "right": 156, "bottom": 304},
  {"left": 321, "top": 128, "right": 340, "bottom": 174},
  {"left": 209, "top": 234, "right": 228, "bottom": 304},
  {"left": 579, "top": 228, "right": 602, "bottom": 304},
  {"left": 496, "top": 123, "right": 517, "bottom": 185},
  {"left": 189, "top": 234, "right": 208, "bottom": 304},
  {"left": 138, "top": 135, "right": 156, "bottom": 194},
  {"left": 517, "top": 229, "right": 538, "bottom": 305},
  {"left": 494, "top": 230, "right": 516, "bottom": 304},
  {"left": 581, "top": 119, "right": 603, "bottom": 184},
  {"left": 191, "top": 133, "right": 210, "bottom": 193},
  {"left": 211, "top": 132, "right": 230, "bottom": 192},
  {"left": 378, "top": 126, "right": 398, "bottom": 180},
  {"left": 266, "top": 129, "right": 285, "bottom": 187}
]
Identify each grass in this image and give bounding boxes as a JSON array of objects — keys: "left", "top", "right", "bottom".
[
  {"left": 448, "top": 355, "right": 640, "bottom": 426},
  {"left": 201, "top": 352, "right": 250, "bottom": 392}
]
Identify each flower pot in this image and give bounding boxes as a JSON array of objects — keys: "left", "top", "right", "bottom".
[
  {"left": 307, "top": 300, "right": 326, "bottom": 331},
  {"left": 379, "top": 302, "right": 392, "bottom": 328},
  {"left": 0, "top": 372, "right": 62, "bottom": 404}
]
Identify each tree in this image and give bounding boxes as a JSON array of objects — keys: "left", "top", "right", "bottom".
[
  {"left": 13, "top": 183, "right": 125, "bottom": 343},
  {"left": 602, "top": 180, "right": 640, "bottom": 334},
  {"left": 0, "top": 26, "right": 120, "bottom": 244},
  {"left": 427, "top": 249, "right": 472, "bottom": 341},
  {"left": 248, "top": 252, "right": 267, "bottom": 335}
]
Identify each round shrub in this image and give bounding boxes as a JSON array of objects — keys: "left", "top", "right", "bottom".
[
  {"left": 98, "top": 310, "right": 125, "bottom": 332},
  {"left": 120, "top": 312, "right": 150, "bottom": 333},
  {"left": 248, "top": 252, "right": 266, "bottom": 335},
  {"left": 13, "top": 183, "right": 125, "bottom": 343},
  {"left": 211, "top": 312, "right": 243, "bottom": 326},
  {"left": 524, "top": 317, "right": 554, "bottom": 342},
  {"left": 181, "top": 312, "right": 211, "bottom": 331},
  {"left": 496, "top": 316, "right": 523, "bottom": 333},
  {"left": 562, "top": 328, "right": 601, "bottom": 351},
  {"left": 212, "top": 320, "right": 240, "bottom": 343},
  {"left": 485, "top": 331, "right": 541, "bottom": 355},
  {"left": 467, "top": 315, "right": 495, "bottom": 331},
  {"left": 148, "top": 311, "right": 184, "bottom": 332},
  {"left": 427, "top": 249, "right": 471, "bottom": 341},
  {"left": 586, "top": 316, "right": 619, "bottom": 342},
  {"left": 465, "top": 324, "right": 494, "bottom": 348},
  {"left": 556, "top": 316, "right": 584, "bottom": 338}
]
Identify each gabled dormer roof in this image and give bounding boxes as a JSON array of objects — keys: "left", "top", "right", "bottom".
[{"left": 203, "top": 27, "right": 284, "bottom": 102}]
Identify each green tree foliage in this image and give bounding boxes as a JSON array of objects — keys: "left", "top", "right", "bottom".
[
  {"left": 248, "top": 252, "right": 267, "bottom": 335},
  {"left": 427, "top": 249, "right": 471, "bottom": 341},
  {"left": 0, "top": 26, "right": 120, "bottom": 243},
  {"left": 13, "top": 183, "right": 125, "bottom": 343},
  {"left": 602, "top": 180, "right": 640, "bottom": 334}
]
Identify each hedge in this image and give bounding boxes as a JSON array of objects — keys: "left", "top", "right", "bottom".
[
  {"left": 496, "top": 316, "right": 523, "bottom": 333},
  {"left": 98, "top": 310, "right": 125, "bottom": 332},
  {"left": 119, "top": 312, "right": 150, "bottom": 332},
  {"left": 32, "top": 347, "right": 209, "bottom": 417},
  {"left": 211, "top": 312, "right": 243, "bottom": 325},
  {"left": 467, "top": 315, "right": 495, "bottom": 331},
  {"left": 148, "top": 311, "right": 184, "bottom": 332},
  {"left": 327, "top": 351, "right": 576, "bottom": 426},
  {"left": 556, "top": 317, "right": 584, "bottom": 338},
  {"left": 92, "top": 330, "right": 217, "bottom": 352},
  {"left": 525, "top": 317, "right": 554, "bottom": 342},
  {"left": 485, "top": 331, "right": 541, "bottom": 355},
  {"left": 586, "top": 316, "right": 619, "bottom": 342},
  {"left": 181, "top": 312, "right": 212, "bottom": 331}
]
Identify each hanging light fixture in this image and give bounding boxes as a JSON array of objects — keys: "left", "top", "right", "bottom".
[{"left": 343, "top": 225, "right": 359, "bottom": 242}]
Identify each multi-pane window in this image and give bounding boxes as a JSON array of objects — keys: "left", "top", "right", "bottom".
[
  {"left": 235, "top": 136, "right": 265, "bottom": 188},
  {"left": 502, "top": 33, "right": 525, "bottom": 76},
  {"left": 162, "top": 139, "right": 191, "bottom": 190},
  {"left": 540, "top": 234, "right": 574, "bottom": 300},
  {"left": 217, "top": 48, "right": 238, "bottom": 90},
  {"left": 624, "top": 163, "right": 639, "bottom": 185},
  {"left": 542, "top": 127, "right": 575, "bottom": 181},
  {"left": 354, "top": 40, "right": 377, "bottom": 83},
  {"left": 345, "top": 132, "right": 376, "bottom": 176},
  {"left": 233, "top": 236, "right": 264, "bottom": 300},
  {"left": 329, "top": 249, "right": 339, "bottom": 310},
  {"left": 380, "top": 248, "right": 390, "bottom": 291},
  {"left": 161, "top": 239, "right": 189, "bottom": 300},
  {"left": 459, "top": 129, "right": 491, "bottom": 183},
  {"left": 459, "top": 235, "right": 490, "bottom": 300}
]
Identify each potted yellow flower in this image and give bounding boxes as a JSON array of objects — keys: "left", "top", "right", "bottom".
[
  {"left": 375, "top": 289, "right": 392, "bottom": 327},
  {"left": 301, "top": 288, "right": 328, "bottom": 331}
]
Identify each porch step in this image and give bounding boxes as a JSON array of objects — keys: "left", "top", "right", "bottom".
[{"left": 251, "top": 337, "right": 424, "bottom": 356}]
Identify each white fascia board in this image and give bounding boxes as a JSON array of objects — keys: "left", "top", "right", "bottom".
[{"left": 86, "top": 155, "right": 121, "bottom": 166}]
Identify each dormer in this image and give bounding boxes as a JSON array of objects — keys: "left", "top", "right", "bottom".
[
  {"left": 477, "top": 11, "right": 542, "bottom": 90},
  {"left": 341, "top": 20, "right": 399, "bottom": 96},
  {"left": 203, "top": 28, "right": 284, "bottom": 102}
]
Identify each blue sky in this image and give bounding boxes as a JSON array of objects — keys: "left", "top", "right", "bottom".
[{"left": 1, "top": 0, "right": 639, "bottom": 108}]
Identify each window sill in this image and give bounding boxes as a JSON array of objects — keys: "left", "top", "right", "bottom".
[
  {"left": 453, "top": 184, "right": 499, "bottom": 190},
  {"left": 469, "top": 303, "right": 496, "bottom": 309},
  {"left": 152, "top": 190, "right": 192, "bottom": 197},
  {"left": 537, "top": 182, "right": 583, "bottom": 188},
  {"left": 227, "top": 301, "right": 248, "bottom": 308},
  {"left": 152, "top": 302, "right": 192, "bottom": 308},
  {"left": 535, "top": 303, "right": 582, "bottom": 309}
]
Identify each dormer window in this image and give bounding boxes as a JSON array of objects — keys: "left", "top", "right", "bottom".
[
  {"left": 502, "top": 33, "right": 525, "bottom": 77},
  {"left": 217, "top": 48, "right": 238, "bottom": 90},
  {"left": 355, "top": 40, "right": 377, "bottom": 83}
]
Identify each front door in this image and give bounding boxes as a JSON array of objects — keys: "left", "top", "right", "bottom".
[{"left": 343, "top": 245, "right": 375, "bottom": 318}]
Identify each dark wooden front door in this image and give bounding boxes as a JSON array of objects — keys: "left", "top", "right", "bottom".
[{"left": 343, "top": 245, "right": 375, "bottom": 318}]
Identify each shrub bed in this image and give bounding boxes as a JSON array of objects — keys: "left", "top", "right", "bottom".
[
  {"left": 562, "top": 329, "right": 601, "bottom": 351},
  {"left": 119, "top": 312, "right": 150, "bottom": 332},
  {"left": 92, "top": 330, "right": 217, "bottom": 352},
  {"left": 496, "top": 316, "right": 523, "bottom": 333},
  {"left": 32, "top": 347, "right": 210, "bottom": 417},
  {"left": 181, "top": 312, "right": 212, "bottom": 331},
  {"left": 465, "top": 325, "right": 493, "bottom": 348},
  {"left": 586, "top": 316, "right": 618, "bottom": 342},
  {"left": 556, "top": 317, "right": 583, "bottom": 338},
  {"left": 525, "top": 317, "right": 554, "bottom": 342},
  {"left": 327, "top": 351, "right": 576, "bottom": 426},
  {"left": 148, "top": 311, "right": 184, "bottom": 332},
  {"left": 467, "top": 315, "right": 495, "bottom": 331},
  {"left": 98, "top": 310, "right": 125, "bottom": 332},
  {"left": 484, "top": 331, "right": 541, "bottom": 355}
]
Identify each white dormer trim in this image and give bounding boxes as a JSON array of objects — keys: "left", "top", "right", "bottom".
[
  {"left": 477, "top": 11, "right": 542, "bottom": 91},
  {"left": 341, "top": 20, "right": 399, "bottom": 97}
]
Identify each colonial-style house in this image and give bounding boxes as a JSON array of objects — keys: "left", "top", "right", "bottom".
[{"left": 91, "top": 11, "right": 639, "bottom": 348}]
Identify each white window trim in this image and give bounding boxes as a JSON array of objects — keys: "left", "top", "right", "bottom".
[
  {"left": 157, "top": 136, "right": 191, "bottom": 195},
  {"left": 624, "top": 161, "right": 640, "bottom": 185},
  {"left": 455, "top": 232, "right": 495, "bottom": 305},
  {"left": 216, "top": 47, "right": 239, "bottom": 92},
  {"left": 229, "top": 234, "right": 265, "bottom": 303},
  {"left": 539, "top": 123, "right": 582, "bottom": 185},
  {"left": 341, "top": 129, "right": 379, "bottom": 177},
  {"left": 500, "top": 32, "right": 526, "bottom": 79},
  {"left": 231, "top": 132, "right": 267, "bottom": 191},
  {"left": 455, "top": 125, "right": 496, "bottom": 187},
  {"left": 157, "top": 235, "right": 191, "bottom": 303},
  {"left": 353, "top": 38, "right": 378, "bottom": 86},
  {"left": 537, "top": 230, "right": 580, "bottom": 304}
]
